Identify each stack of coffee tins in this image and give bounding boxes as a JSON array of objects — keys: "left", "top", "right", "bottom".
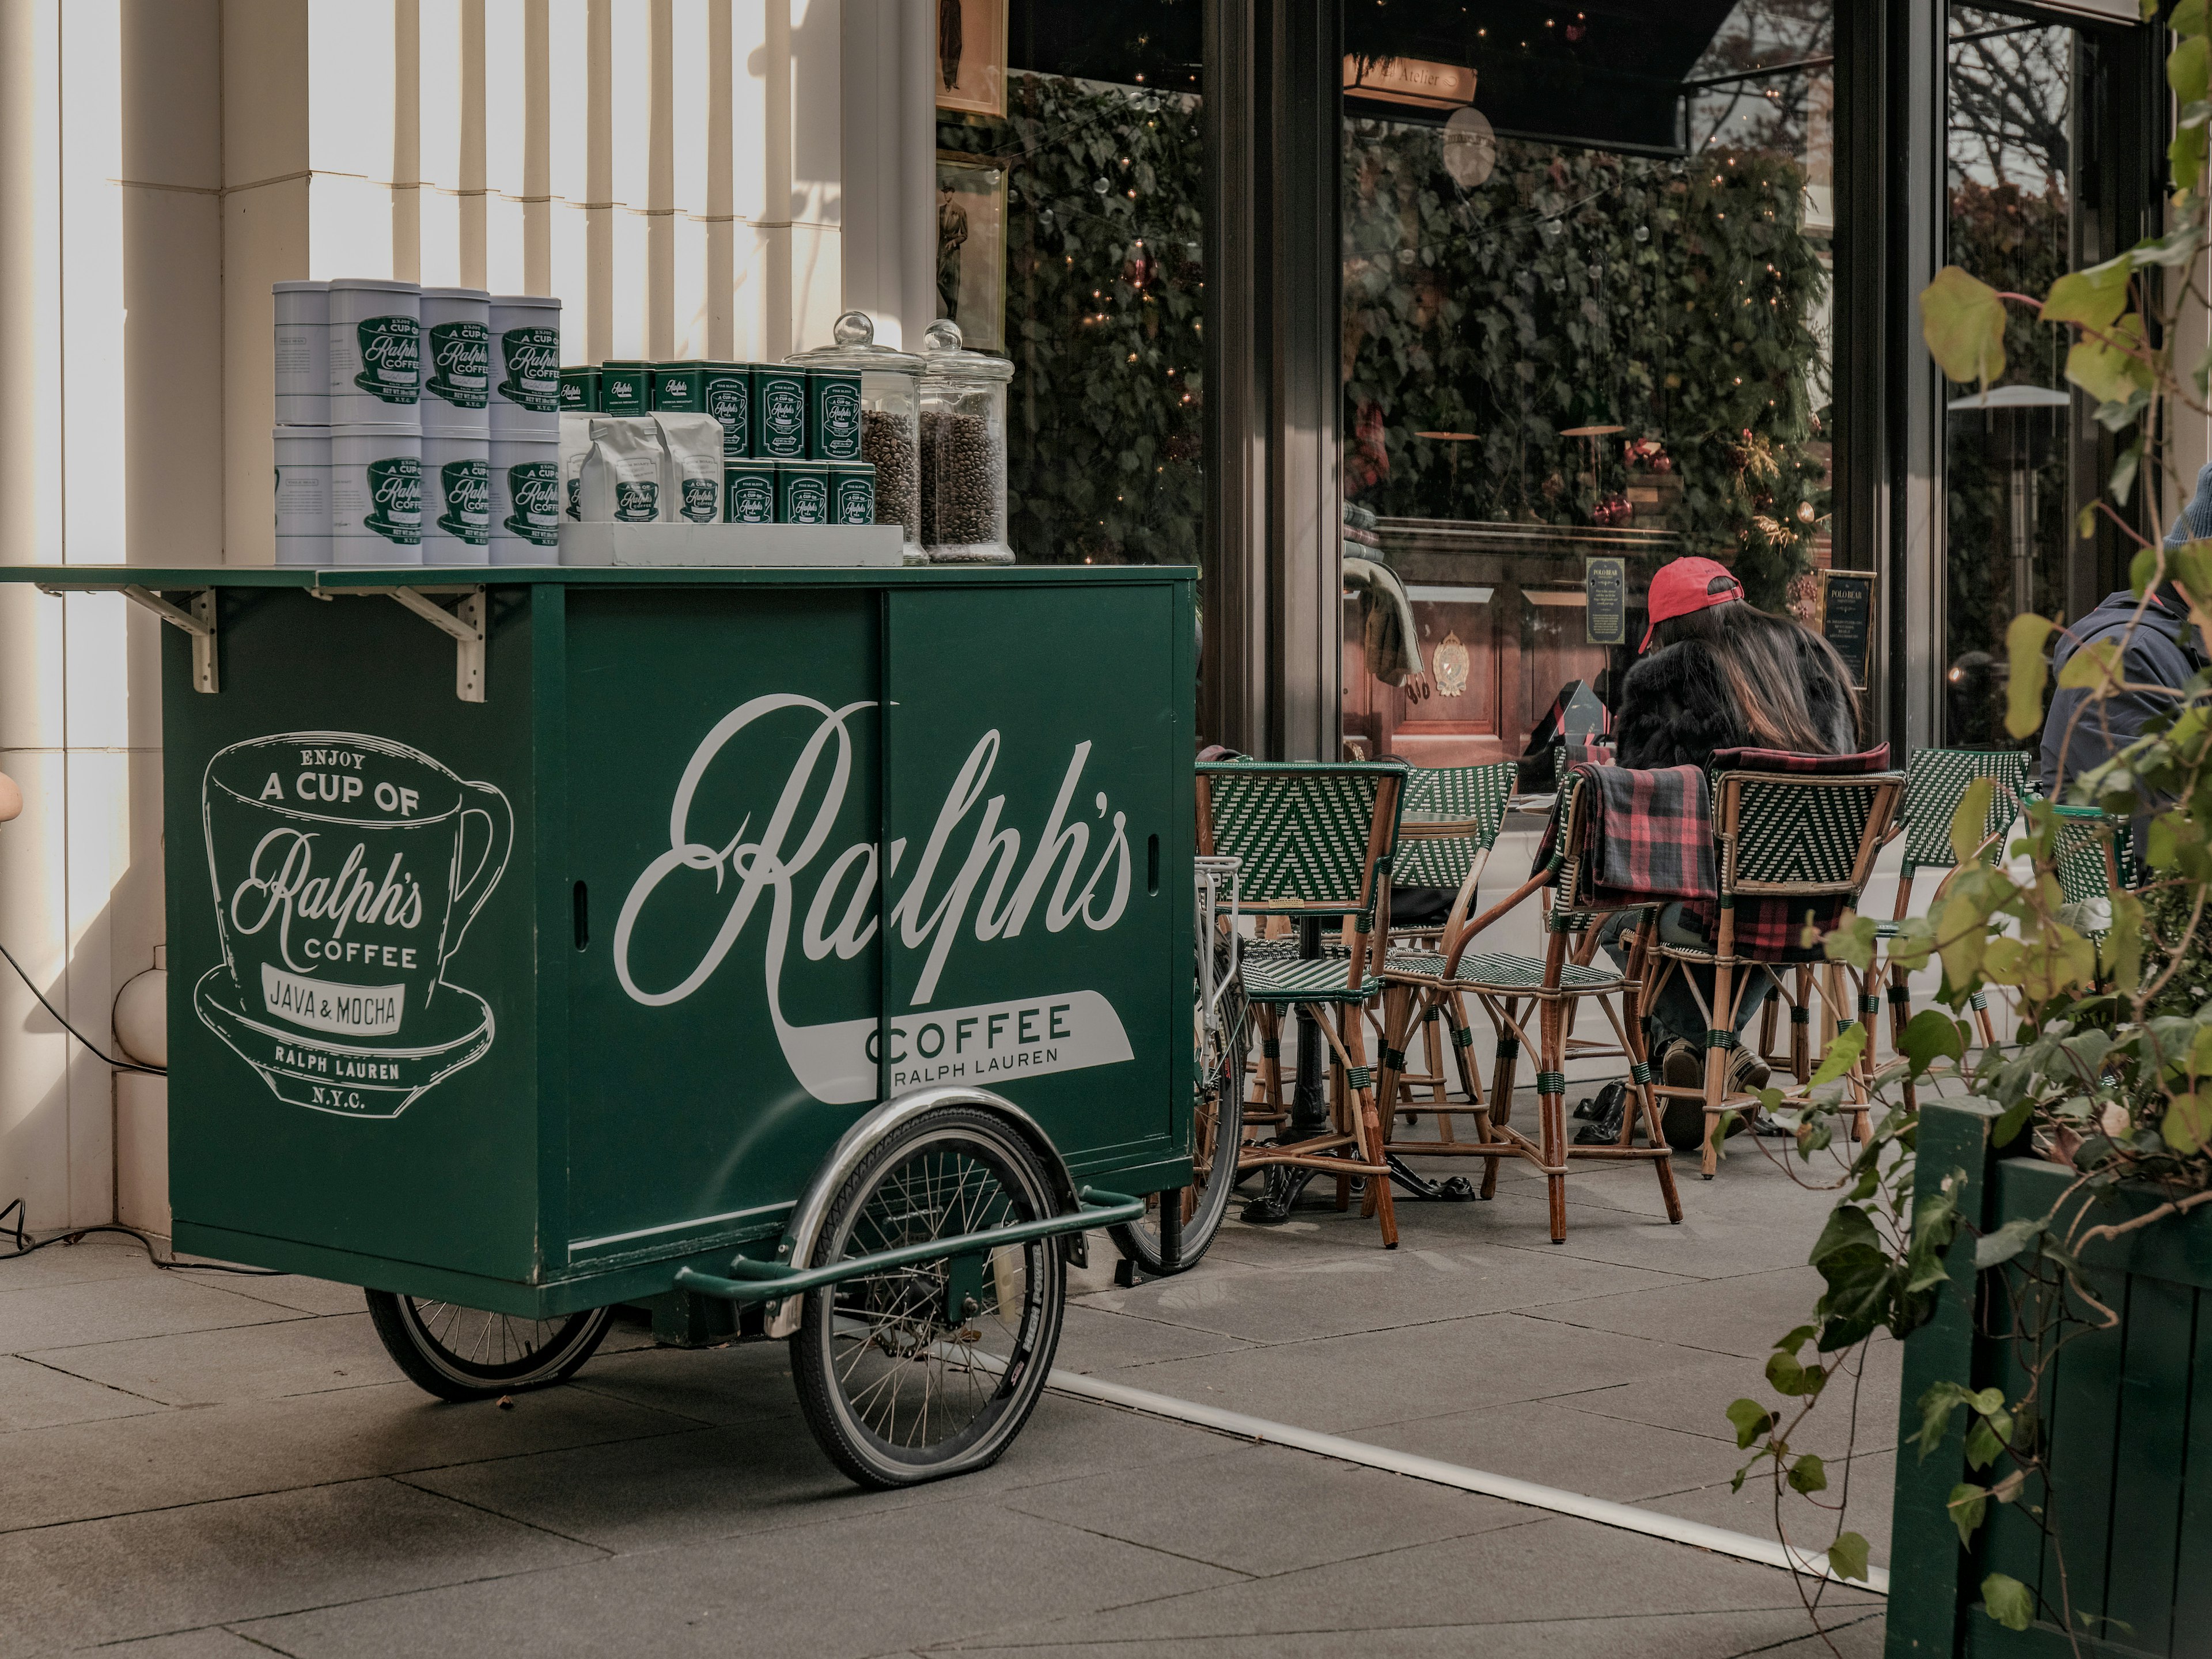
[
  {"left": 559, "top": 357, "right": 873, "bottom": 527},
  {"left": 272, "top": 282, "right": 562, "bottom": 566}
]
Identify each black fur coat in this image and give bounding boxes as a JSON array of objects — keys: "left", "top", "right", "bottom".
[{"left": 1612, "top": 636, "right": 1858, "bottom": 772}]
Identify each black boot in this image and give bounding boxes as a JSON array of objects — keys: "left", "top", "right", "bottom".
[{"left": 1572, "top": 1080, "right": 1629, "bottom": 1145}]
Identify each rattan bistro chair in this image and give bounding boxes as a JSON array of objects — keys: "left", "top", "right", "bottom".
[
  {"left": 1373, "top": 773, "right": 1685, "bottom": 1244},
  {"left": 1643, "top": 762, "right": 1905, "bottom": 1179},
  {"left": 1382, "top": 761, "right": 1517, "bottom": 1120},
  {"left": 1196, "top": 761, "right": 1408, "bottom": 1248}
]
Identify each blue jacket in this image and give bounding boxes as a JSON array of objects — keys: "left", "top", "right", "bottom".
[{"left": 2039, "top": 464, "right": 2211, "bottom": 804}]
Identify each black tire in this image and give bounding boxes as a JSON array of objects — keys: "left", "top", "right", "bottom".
[
  {"left": 365, "top": 1290, "right": 614, "bottom": 1402},
  {"left": 1110, "top": 962, "right": 1248, "bottom": 1275},
  {"left": 790, "top": 1104, "right": 1067, "bottom": 1489}
]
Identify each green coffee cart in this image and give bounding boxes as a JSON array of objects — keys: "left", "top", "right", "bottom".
[{"left": 14, "top": 564, "right": 1196, "bottom": 1488}]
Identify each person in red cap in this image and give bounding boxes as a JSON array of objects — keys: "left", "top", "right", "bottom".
[{"left": 1601, "top": 555, "right": 1862, "bottom": 1141}]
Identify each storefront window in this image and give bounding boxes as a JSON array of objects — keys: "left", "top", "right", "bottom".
[
  {"left": 1941, "top": 9, "right": 2086, "bottom": 750},
  {"left": 935, "top": 5, "right": 1203, "bottom": 566},
  {"left": 1339, "top": 1, "right": 1836, "bottom": 764}
]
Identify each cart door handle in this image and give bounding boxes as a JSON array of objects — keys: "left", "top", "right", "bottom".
[{"left": 573, "top": 881, "right": 589, "bottom": 950}]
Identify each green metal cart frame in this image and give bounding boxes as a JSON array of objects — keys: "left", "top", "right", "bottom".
[{"left": 9, "top": 563, "right": 1196, "bottom": 1487}]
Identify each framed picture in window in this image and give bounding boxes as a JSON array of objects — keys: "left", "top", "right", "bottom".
[
  {"left": 933, "top": 0, "right": 1009, "bottom": 119},
  {"left": 935, "top": 152, "right": 1009, "bottom": 353}
]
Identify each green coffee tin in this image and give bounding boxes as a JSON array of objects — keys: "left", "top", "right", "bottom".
[
  {"left": 702, "top": 363, "right": 752, "bottom": 457},
  {"left": 650, "top": 361, "right": 706, "bottom": 414},
  {"left": 559, "top": 367, "right": 601, "bottom": 413},
  {"left": 775, "top": 461, "right": 830, "bottom": 524},
  {"left": 753, "top": 365, "right": 808, "bottom": 459},
  {"left": 826, "top": 460, "right": 876, "bottom": 526},
  {"left": 807, "top": 368, "right": 862, "bottom": 460},
  {"left": 600, "top": 360, "right": 650, "bottom": 416},
  {"left": 724, "top": 460, "right": 777, "bottom": 524}
]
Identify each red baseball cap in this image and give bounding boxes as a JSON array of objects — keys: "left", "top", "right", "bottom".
[{"left": 1639, "top": 556, "right": 1743, "bottom": 650}]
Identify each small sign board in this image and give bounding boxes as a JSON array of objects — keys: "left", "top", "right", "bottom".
[
  {"left": 1816, "top": 569, "right": 1878, "bottom": 688},
  {"left": 1585, "top": 556, "right": 1627, "bottom": 646}
]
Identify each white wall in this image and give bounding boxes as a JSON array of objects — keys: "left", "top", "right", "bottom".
[{"left": 0, "top": 0, "right": 929, "bottom": 1243}]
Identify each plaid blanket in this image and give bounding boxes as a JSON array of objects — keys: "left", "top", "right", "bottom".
[
  {"left": 1684, "top": 744, "right": 1894, "bottom": 958},
  {"left": 1533, "top": 763, "right": 1715, "bottom": 905}
]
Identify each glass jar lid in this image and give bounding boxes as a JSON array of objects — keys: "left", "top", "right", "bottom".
[
  {"left": 785, "top": 309, "right": 924, "bottom": 374},
  {"left": 917, "top": 318, "right": 1014, "bottom": 387}
]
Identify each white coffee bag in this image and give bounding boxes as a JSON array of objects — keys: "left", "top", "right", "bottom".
[
  {"left": 578, "top": 416, "right": 664, "bottom": 523},
  {"left": 559, "top": 413, "right": 592, "bottom": 520},
  {"left": 652, "top": 411, "right": 725, "bottom": 524}
]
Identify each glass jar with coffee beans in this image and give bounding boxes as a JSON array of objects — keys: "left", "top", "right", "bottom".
[
  {"left": 785, "top": 309, "right": 923, "bottom": 561},
  {"left": 918, "top": 318, "right": 1014, "bottom": 565}
]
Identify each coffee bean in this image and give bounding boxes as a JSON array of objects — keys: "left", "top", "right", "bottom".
[
  {"left": 921, "top": 409, "right": 1003, "bottom": 548},
  {"left": 861, "top": 409, "right": 919, "bottom": 540}
]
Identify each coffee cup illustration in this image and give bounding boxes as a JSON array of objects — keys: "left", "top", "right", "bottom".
[{"left": 195, "top": 731, "right": 512, "bottom": 1118}]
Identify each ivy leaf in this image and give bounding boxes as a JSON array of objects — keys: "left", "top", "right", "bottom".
[
  {"left": 2162, "top": 1092, "right": 2211, "bottom": 1154},
  {"left": 1964, "top": 1415, "right": 2005, "bottom": 1470},
  {"left": 2177, "top": 0, "right": 2209, "bottom": 36},
  {"left": 2040, "top": 258, "right": 2133, "bottom": 331},
  {"left": 2175, "top": 34, "right": 2212, "bottom": 108},
  {"left": 2065, "top": 312, "right": 2154, "bottom": 408},
  {"left": 1976, "top": 1217, "right": 2043, "bottom": 1270},
  {"left": 2006, "top": 614, "right": 2056, "bottom": 738},
  {"left": 1982, "top": 1573, "right": 2036, "bottom": 1631},
  {"left": 1807, "top": 1023, "right": 1868, "bottom": 1089},
  {"left": 2057, "top": 638, "right": 2125, "bottom": 694},
  {"left": 1950, "top": 778, "right": 1996, "bottom": 866},
  {"left": 1726, "top": 1396, "right": 1775, "bottom": 1449},
  {"left": 1828, "top": 1532, "right": 1872, "bottom": 1583},
  {"left": 1824, "top": 914, "right": 1877, "bottom": 971},
  {"left": 1948, "top": 1482, "right": 1991, "bottom": 1546},
  {"left": 1788, "top": 1453, "right": 1830, "bottom": 1494},
  {"left": 1900, "top": 1009, "right": 1968, "bottom": 1078},
  {"left": 1766, "top": 1349, "right": 1827, "bottom": 1397},
  {"left": 1922, "top": 266, "right": 2008, "bottom": 385}
]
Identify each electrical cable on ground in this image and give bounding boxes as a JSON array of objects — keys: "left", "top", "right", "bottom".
[
  {"left": 0, "top": 941, "right": 166, "bottom": 1075},
  {"left": 0, "top": 1199, "right": 276, "bottom": 1275}
]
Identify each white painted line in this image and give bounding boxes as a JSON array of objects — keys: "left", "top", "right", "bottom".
[{"left": 1046, "top": 1368, "right": 1890, "bottom": 1596}]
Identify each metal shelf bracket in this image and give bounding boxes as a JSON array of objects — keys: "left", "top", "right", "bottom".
[
  {"left": 32, "top": 583, "right": 221, "bottom": 692},
  {"left": 387, "top": 586, "right": 487, "bottom": 702}
]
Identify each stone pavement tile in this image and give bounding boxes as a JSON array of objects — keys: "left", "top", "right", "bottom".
[
  {"left": 0, "top": 1354, "right": 168, "bottom": 1432},
  {"left": 234, "top": 1496, "right": 1241, "bottom": 1659},
  {"left": 1053, "top": 1301, "right": 1260, "bottom": 1373},
  {"left": 1473, "top": 1187, "right": 1836, "bottom": 1280},
  {"left": 1073, "top": 1236, "right": 1690, "bottom": 1345},
  {"left": 25, "top": 1310, "right": 392, "bottom": 1406},
  {"left": 1751, "top": 1611, "right": 1887, "bottom": 1656},
  {"left": 1343, "top": 1397, "right": 1747, "bottom": 1503},
  {"left": 404, "top": 1387, "right": 1222, "bottom": 1551},
  {"left": 561, "top": 1335, "right": 809, "bottom": 1427},
  {"left": 944, "top": 1608, "right": 1881, "bottom": 1658},
  {"left": 1520, "top": 1265, "right": 1832, "bottom": 1361},
  {"left": 62, "top": 1630, "right": 278, "bottom": 1658},
  {"left": 0, "top": 1375, "right": 693, "bottom": 1532},
  {"left": 0, "top": 1476, "right": 600, "bottom": 1659},
  {"left": 1562, "top": 1335, "right": 1903, "bottom": 1459},
  {"left": 1001, "top": 1440, "right": 1535, "bottom": 1576},
  {"left": 1635, "top": 1448, "right": 1900, "bottom": 1565},
  {"left": 0, "top": 1235, "right": 159, "bottom": 1290},
  {"left": 0, "top": 1272, "right": 297, "bottom": 1356},
  {"left": 962, "top": 1511, "right": 1880, "bottom": 1647},
  {"left": 182, "top": 1272, "right": 370, "bottom": 1317},
  {"left": 1080, "top": 1310, "right": 1710, "bottom": 1434}
]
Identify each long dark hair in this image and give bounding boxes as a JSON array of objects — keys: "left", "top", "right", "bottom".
[{"left": 1652, "top": 600, "right": 1862, "bottom": 754}]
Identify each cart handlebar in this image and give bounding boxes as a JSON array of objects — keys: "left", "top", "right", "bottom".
[{"left": 671, "top": 1185, "right": 1146, "bottom": 1306}]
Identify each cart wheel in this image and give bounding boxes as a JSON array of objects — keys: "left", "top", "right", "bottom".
[
  {"left": 791, "top": 1104, "right": 1067, "bottom": 1489},
  {"left": 1111, "top": 942, "right": 1250, "bottom": 1275},
  {"left": 365, "top": 1290, "right": 614, "bottom": 1402}
]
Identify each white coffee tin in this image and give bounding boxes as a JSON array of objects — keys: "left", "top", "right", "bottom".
[
  {"left": 488, "top": 294, "right": 561, "bottom": 438},
  {"left": 421, "top": 432, "right": 493, "bottom": 565},
  {"left": 273, "top": 281, "right": 329, "bottom": 427},
  {"left": 490, "top": 435, "right": 561, "bottom": 565},
  {"left": 419, "top": 286, "right": 492, "bottom": 438},
  {"left": 272, "top": 426, "right": 331, "bottom": 566},
  {"left": 328, "top": 278, "right": 422, "bottom": 426},
  {"left": 329, "top": 424, "right": 425, "bottom": 565}
]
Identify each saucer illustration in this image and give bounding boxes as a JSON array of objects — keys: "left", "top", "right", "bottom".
[{"left": 196, "top": 966, "right": 493, "bottom": 1119}]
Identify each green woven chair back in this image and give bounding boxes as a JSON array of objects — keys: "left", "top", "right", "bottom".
[
  {"left": 1720, "top": 770, "right": 1902, "bottom": 895},
  {"left": 1196, "top": 760, "right": 1408, "bottom": 918},
  {"left": 1900, "top": 747, "right": 2032, "bottom": 872},
  {"left": 2048, "top": 803, "right": 2141, "bottom": 909},
  {"left": 1393, "top": 760, "right": 1514, "bottom": 890}
]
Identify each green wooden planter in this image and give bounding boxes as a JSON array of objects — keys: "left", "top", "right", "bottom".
[{"left": 1890, "top": 1099, "right": 2212, "bottom": 1657}]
